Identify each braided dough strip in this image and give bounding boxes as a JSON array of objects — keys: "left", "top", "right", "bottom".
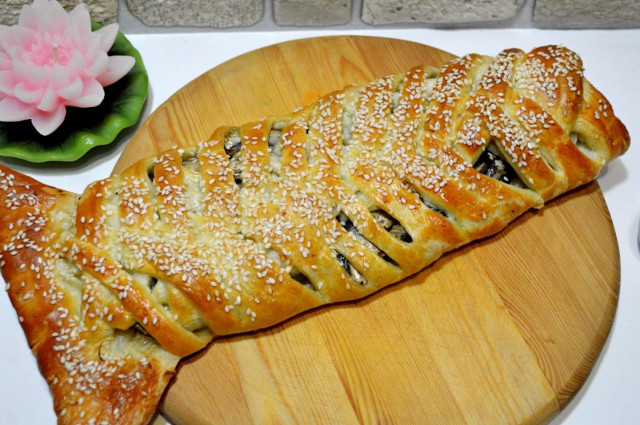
[{"left": 0, "top": 45, "right": 629, "bottom": 424}]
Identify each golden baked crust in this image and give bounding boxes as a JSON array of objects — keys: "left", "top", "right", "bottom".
[
  {"left": 0, "top": 45, "right": 629, "bottom": 424},
  {"left": 0, "top": 170, "right": 179, "bottom": 424}
]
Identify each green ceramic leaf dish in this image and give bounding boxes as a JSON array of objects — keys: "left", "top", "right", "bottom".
[{"left": 0, "top": 23, "right": 148, "bottom": 163}]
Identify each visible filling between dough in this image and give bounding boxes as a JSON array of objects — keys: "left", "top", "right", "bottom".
[
  {"left": 335, "top": 251, "right": 367, "bottom": 286},
  {"left": 224, "top": 129, "right": 243, "bottom": 186},
  {"left": 288, "top": 267, "right": 315, "bottom": 290},
  {"left": 336, "top": 211, "right": 399, "bottom": 268},
  {"left": 269, "top": 123, "right": 284, "bottom": 175},
  {"left": 370, "top": 209, "right": 412, "bottom": 243},
  {"left": 474, "top": 143, "right": 524, "bottom": 187}
]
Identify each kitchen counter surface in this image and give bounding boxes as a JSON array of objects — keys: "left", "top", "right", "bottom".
[{"left": 1, "top": 28, "right": 638, "bottom": 425}]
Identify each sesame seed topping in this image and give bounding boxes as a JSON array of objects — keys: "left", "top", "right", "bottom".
[{"left": 0, "top": 44, "right": 626, "bottom": 424}]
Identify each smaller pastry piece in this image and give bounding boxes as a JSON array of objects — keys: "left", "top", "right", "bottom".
[
  {"left": 0, "top": 45, "right": 629, "bottom": 424},
  {"left": 0, "top": 170, "right": 179, "bottom": 424}
]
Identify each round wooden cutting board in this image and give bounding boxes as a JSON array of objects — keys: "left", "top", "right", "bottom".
[{"left": 113, "top": 37, "right": 620, "bottom": 425}]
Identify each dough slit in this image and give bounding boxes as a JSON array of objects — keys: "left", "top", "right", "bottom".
[
  {"left": 336, "top": 210, "right": 401, "bottom": 268},
  {"left": 334, "top": 251, "right": 368, "bottom": 286},
  {"left": 474, "top": 142, "right": 526, "bottom": 187},
  {"left": 223, "top": 128, "right": 244, "bottom": 186},
  {"left": 371, "top": 208, "right": 413, "bottom": 243}
]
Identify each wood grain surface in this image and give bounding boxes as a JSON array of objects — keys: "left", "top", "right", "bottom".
[{"left": 113, "top": 37, "right": 620, "bottom": 425}]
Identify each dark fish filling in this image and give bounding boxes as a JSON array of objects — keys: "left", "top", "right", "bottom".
[
  {"left": 224, "top": 124, "right": 286, "bottom": 182},
  {"left": 422, "top": 200, "right": 449, "bottom": 218},
  {"left": 289, "top": 267, "right": 315, "bottom": 290},
  {"left": 400, "top": 179, "right": 451, "bottom": 219},
  {"left": 335, "top": 251, "right": 367, "bottom": 285},
  {"left": 224, "top": 131, "right": 242, "bottom": 158},
  {"left": 474, "top": 147, "right": 520, "bottom": 186},
  {"left": 149, "top": 276, "right": 158, "bottom": 291},
  {"left": 370, "top": 209, "right": 412, "bottom": 243},
  {"left": 224, "top": 130, "right": 243, "bottom": 185},
  {"left": 269, "top": 128, "right": 282, "bottom": 150},
  {"left": 182, "top": 156, "right": 199, "bottom": 172},
  {"left": 336, "top": 211, "right": 399, "bottom": 268},
  {"left": 269, "top": 125, "right": 283, "bottom": 175}
]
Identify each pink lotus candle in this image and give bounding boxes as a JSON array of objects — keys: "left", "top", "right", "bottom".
[{"left": 0, "top": 0, "right": 135, "bottom": 136}]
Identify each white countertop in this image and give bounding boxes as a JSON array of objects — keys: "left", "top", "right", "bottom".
[{"left": 1, "top": 28, "right": 638, "bottom": 424}]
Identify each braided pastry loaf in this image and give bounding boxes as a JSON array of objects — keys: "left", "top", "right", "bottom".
[{"left": 0, "top": 45, "right": 629, "bottom": 424}]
